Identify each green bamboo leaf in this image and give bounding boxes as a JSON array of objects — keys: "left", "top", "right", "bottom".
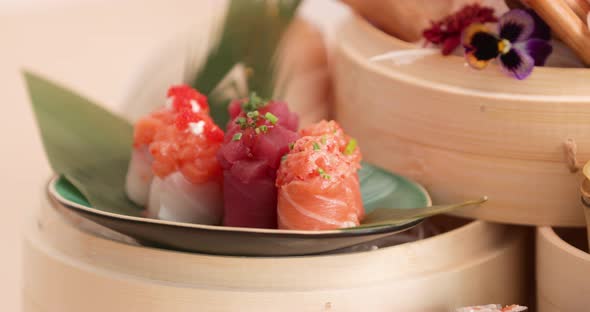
[
  {"left": 25, "top": 71, "right": 141, "bottom": 216},
  {"left": 355, "top": 197, "right": 488, "bottom": 230},
  {"left": 193, "top": 0, "right": 302, "bottom": 126}
]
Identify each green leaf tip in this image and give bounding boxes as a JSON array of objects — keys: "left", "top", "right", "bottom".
[
  {"left": 25, "top": 72, "right": 140, "bottom": 216},
  {"left": 193, "top": 0, "right": 302, "bottom": 126}
]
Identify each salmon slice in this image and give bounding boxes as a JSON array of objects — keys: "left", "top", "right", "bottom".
[
  {"left": 278, "top": 180, "right": 359, "bottom": 230},
  {"left": 276, "top": 128, "right": 363, "bottom": 230}
]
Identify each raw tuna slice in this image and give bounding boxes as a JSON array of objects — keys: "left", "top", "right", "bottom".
[{"left": 217, "top": 94, "right": 300, "bottom": 228}]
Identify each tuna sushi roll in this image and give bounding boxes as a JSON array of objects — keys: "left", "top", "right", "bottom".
[
  {"left": 276, "top": 121, "right": 363, "bottom": 230},
  {"left": 217, "top": 94, "right": 300, "bottom": 228},
  {"left": 126, "top": 85, "right": 224, "bottom": 224}
]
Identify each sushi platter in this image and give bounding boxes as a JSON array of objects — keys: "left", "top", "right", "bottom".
[
  {"left": 22, "top": 0, "right": 590, "bottom": 310},
  {"left": 28, "top": 71, "right": 485, "bottom": 256}
]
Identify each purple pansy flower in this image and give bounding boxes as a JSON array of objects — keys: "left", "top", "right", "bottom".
[{"left": 462, "top": 9, "right": 553, "bottom": 80}]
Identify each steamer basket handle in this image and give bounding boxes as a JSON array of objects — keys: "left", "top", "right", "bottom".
[{"left": 564, "top": 138, "right": 580, "bottom": 173}]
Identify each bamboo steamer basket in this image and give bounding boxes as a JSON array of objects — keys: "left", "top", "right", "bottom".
[
  {"left": 536, "top": 227, "right": 590, "bottom": 311},
  {"left": 22, "top": 188, "right": 531, "bottom": 311},
  {"left": 332, "top": 15, "right": 590, "bottom": 227}
]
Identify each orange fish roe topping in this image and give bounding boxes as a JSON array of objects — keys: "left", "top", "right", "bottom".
[
  {"left": 166, "top": 84, "right": 209, "bottom": 114},
  {"left": 133, "top": 85, "right": 212, "bottom": 148}
]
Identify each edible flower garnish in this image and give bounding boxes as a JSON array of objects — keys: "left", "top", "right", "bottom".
[
  {"left": 423, "top": 4, "right": 498, "bottom": 55},
  {"left": 462, "top": 9, "right": 552, "bottom": 80}
]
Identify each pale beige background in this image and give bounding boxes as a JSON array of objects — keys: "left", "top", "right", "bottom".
[{"left": 1, "top": 1, "right": 219, "bottom": 310}]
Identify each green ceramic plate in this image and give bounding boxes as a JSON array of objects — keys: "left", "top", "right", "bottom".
[{"left": 48, "top": 162, "right": 431, "bottom": 256}]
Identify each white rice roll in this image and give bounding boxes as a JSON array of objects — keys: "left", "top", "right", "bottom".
[
  {"left": 152, "top": 172, "right": 223, "bottom": 225},
  {"left": 125, "top": 146, "right": 154, "bottom": 206}
]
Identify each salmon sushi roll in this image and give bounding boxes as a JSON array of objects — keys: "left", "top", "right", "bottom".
[
  {"left": 276, "top": 132, "right": 363, "bottom": 231},
  {"left": 217, "top": 94, "right": 299, "bottom": 228},
  {"left": 299, "top": 120, "right": 364, "bottom": 219}
]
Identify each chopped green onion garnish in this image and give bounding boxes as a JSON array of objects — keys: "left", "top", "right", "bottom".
[
  {"left": 317, "top": 168, "right": 331, "bottom": 179},
  {"left": 344, "top": 138, "right": 357, "bottom": 155},
  {"left": 264, "top": 112, "right": 278, "bottom": 124},
  {"left": 313, "top": 142, "right": 320, "bottom": 151},
  {"left": 235, "top": 117, "right": 247, "bottom": 129},
  {"left": 281, "top": 155, "right": 288, "bottom": 162},
  {"left": 289, "top": 142, "right": 295, "bottom": 150},
  {"left": 259, "top": 125, "right": 268, "bottom": 133},
  {"left": 242, "top": 92, "right": 267, "bottom": 112},
  {"left": 246, "top": 111, "right": 259, "bottom": 119},
  {"left": 232, "top": 133, "right": 243, "bottom": 141}
]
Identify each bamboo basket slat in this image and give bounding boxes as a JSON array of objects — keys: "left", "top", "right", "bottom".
[
  {"left": 333, "top": 15, "right": 590, "bottom": 226},
  {"left": 22, "top": 188, "right": 531, "bottom": 311}
]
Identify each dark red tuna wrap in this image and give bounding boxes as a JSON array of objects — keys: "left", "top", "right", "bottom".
[{"left": 217, "top": 96, "right": 299, "bottom": 228}]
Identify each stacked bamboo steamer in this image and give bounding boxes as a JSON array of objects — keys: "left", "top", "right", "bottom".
[
  {"left": 23, "top": 191, "right": 531, "bottom": 311},
  {"left": 332, "top": 13, "right": 590, "bottom": 311},
  {"left": 22, "top": 15, "right": 535, "bottom": 312}
]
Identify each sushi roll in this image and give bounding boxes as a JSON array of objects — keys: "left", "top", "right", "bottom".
[
  {"left": 276, "top": 121, "right": 363, "bottom": 230},
  {"left": 126, "top": 85, "right": 225, "bottom": 225},
  {"left": 126, "top": 109, "right": 174, "bottom": 207},
  {"left": 299, "top": 120, "right": 363, "bottom": 219},
  {"left": 148, "top": 110, "right": 224, "bottom": 223},
  {"left": 126, "top": 85, "right": 209, "bottom": 207},
  {"left": 217, "top": 94, "right": 300, "bottom": 228}
]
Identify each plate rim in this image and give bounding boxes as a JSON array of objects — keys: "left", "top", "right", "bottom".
[{"left": 48, "top": 175, "right": 431, "bottom": 238}]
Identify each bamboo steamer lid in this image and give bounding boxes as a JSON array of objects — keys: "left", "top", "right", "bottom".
[
  {"left": 332, "top": 15, "right": 590, "bottom": 227},
  {"left": 22, "top": 187, "right": 531, "bottom": 311}
]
